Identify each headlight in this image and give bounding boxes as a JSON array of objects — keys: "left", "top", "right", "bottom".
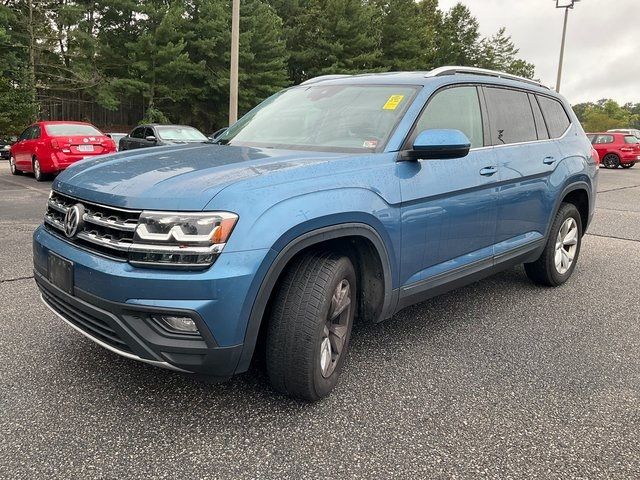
[
  {"left": 130, "top": 211, "right": 238, "bottom": 268},
  {"left": 2, "top": 145, "right": 9, "bottom": 151}
]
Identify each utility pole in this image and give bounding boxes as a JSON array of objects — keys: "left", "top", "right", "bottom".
[
  {"left": 554, "top": 0, "right": 581, "bottom": 93},
  {"left": 228, "top": 0, "right": 240, "bottom": 125},
  {"left": 27, "top": 0, "right": 38, "bottom": 118}
]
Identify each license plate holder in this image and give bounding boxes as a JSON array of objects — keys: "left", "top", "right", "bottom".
[
  {"left": 78, "top": 144, "right": 94, "bottom": 152},
  {"left": 48, "top": 253, "right": 74, "bottom": 295}
]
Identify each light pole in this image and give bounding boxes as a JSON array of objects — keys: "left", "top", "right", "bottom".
[
  {"left": 554, "top": 0, "right": 580, "bottom": 93},
  {"left": 229, "top": 0, "right": 240, "bottom": 125}
]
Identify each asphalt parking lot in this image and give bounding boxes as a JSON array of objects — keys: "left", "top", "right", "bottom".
[{"left": 1, "top": 162, "right": 638, "bottom": 479}]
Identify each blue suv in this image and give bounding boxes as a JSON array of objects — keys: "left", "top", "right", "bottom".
[{"left": 33, "top": 67, "right": 598, "bottom": 400}]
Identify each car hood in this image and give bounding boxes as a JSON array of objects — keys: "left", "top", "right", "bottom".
[{"left": 53, "top": 143, "right": 349, "bottom": 210}]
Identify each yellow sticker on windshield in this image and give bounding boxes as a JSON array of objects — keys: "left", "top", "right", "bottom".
[{"left": 383, "top": 95, "right": 405, "bottom": 110}]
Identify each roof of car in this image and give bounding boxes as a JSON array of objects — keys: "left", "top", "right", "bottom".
[
  {"left": 37, "top": 120, "right": 94, "bottom": 125},
  {"left": 299, "top": 66, "right": 553, "bottom": 94}
]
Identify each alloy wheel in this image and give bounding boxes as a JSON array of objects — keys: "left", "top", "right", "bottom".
[
  {"left": 320, "top": 279, "right": 351, "bottom": 378},
  {"left": 554, "top": 217, "right": 578, "bottom": 275},
  {"left": 34, "top": 159, "right": 41, "bottom": 179}
]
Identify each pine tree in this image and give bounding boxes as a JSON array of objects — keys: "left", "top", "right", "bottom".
[{"left": 478, "top": 27, "right": 535, "bottom": 78}]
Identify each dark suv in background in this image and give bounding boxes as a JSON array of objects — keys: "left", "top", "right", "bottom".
[{"left": 119, "top": 124, "right": 208, "bottom": 151}]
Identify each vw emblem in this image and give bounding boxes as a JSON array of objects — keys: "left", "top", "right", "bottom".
[{"left": 64, "top": 204, "right": 84, "bottom": 238}]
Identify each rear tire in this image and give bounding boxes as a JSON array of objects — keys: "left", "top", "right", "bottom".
[
  {"left": 602, "top": 153, "right": 620, "bottom": 169},
  {"left": 33, "top": 157, "right": 48, "bottom": 182},
  {"left": 266, "top": 252, "right": 356, "bottom": 401},
  {"left": 621, "top": 163, "right": 634, "bottom": 169},
  {"left": 9, "top": 156, "right": 21, "bottom": 175},
  {"left": 525, "top": 203, "right": 582, "bottom": 287}
]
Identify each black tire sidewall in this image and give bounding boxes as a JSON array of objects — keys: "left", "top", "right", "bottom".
[
  {"left": 545, "top": 204, "right": 582, "bottom": 285},
  {"left": 310, "top": 257, "right": 357, "bottom": 399},
  {"left": 603, "top": 154, "right": 620, "bottom": 169}
]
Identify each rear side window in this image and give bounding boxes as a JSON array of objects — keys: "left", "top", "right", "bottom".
[
  {"left": 624, "top": 135, "right": 639, "bottom": 144},
  {"left": 594, "top": 135, "right": 614, "bottom": 144},
  {"left": 31, "top": 125, "right": 41, "bottom": 139},
  {"left": 537, "top": 96, "right": 571, "bottom": 138},
  {"left": 413, "top": 86, "right": 484, "bottom": 148},
  {"left": 484, "top": 87, "right": 537, "bottom": 145},
  {"left": 45, "top": 123, "right": 103, "bottom": 136}
]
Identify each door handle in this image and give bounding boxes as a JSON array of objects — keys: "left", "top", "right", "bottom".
[
  {"left": 543, "top": 156, "right": 556, "bottom": 164},
  {"left": 479, "top": 166, "right": 498, "bottom": 176}
]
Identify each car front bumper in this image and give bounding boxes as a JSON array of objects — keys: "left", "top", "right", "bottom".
[{"left": 33, "top": 225, "right": 270, "bottom": 376}]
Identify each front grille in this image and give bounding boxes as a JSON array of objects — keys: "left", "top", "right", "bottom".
[
  {"left": 41, "top": 286, "right": 132, "bottom": 353},
  {"left": 44, "top": 191, "right": 141, "bottom": 260}
]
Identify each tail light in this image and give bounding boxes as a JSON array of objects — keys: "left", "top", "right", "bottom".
[
  {"left": 50, "top": 138, "right": 71, "bottom": 152},
  {"left": 590, "top": 146, "right": 600, "bottom": 165},
  {"left": 101, "top": 138, "right": 116, "bottom": 150}
]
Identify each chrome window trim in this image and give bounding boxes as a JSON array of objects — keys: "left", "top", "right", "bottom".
[{"left": 469, "top": 124, "right": 571, "bottom": 152}]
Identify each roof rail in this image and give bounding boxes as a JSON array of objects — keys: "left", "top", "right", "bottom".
[
  {"left": 300, "top": 74, "right": 353, "bottom": 86},
  {"left": 425, "top": 66, "right": 549, "bottom": 90}
]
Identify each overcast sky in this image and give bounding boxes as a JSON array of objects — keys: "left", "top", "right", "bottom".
[{"left": 438, "top": 0, "right": 640, "bottom": 105}]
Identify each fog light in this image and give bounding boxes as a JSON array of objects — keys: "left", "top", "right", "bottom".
[{"left": 152, "top": 314, "right": 199, "bottom": 334}]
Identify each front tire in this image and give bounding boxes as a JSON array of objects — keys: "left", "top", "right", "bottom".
[
  {"left": 266, "top": 252, "right": 356, "bottom": 401},
  {"left": 525, "top": 203, "right": 582, "bottom": 287},
  {"left": 9, "top": 156, "right": 21, "bottom": 175}
]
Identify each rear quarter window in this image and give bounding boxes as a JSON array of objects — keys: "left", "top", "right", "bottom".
[
  {"left": 537, "top": 96, "right": 571, "bottom": 138},
  {"left": 624, "top": 135, "right": 639, "bottom": 144}
]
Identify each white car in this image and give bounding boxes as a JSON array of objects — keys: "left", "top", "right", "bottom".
[{"left": 608, "top": 128, "right": 640, "bottom": 140}]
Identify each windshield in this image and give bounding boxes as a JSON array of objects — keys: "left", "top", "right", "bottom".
[
  {"left": 45, "top": 124, "right": 103, "bottom": 136},
  {"left": 217, "top": 85, "right": 418, "bottom": 152},
  {"left": 156, "top": 126, "right": 207, "bottom": 141}
]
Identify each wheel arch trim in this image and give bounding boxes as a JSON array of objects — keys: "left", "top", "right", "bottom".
[
  {"left": 550, "top": 180, "right": 592, "bottom": 236},
  {"left": 234, "top": 222, "right": 395, "bottom": 373}
]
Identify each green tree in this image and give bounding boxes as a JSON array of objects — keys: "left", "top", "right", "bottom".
[
  {"left": 433, "top": 3, "right": 481, "bottom": 67},
  {"left": 275, "top": 0, "right": 384, "bottom": 84},
  {"left": 478, "top": 27, "right": 535, "bottom": 78},
  {"left": 0, "top": 3, "right": 38, "bottom": 134},
  {"left": 573, "top": 99, "right": 639, "bottom": 132}
]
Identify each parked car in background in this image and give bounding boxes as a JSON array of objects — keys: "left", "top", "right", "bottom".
[
  {"left": 208, "top": 127, "right": 228, "bottom": 141},
  {"left": 35, "top": 67, "right": 597, "bottom": 401},
  {"left": 105, "top": 133, "right": 127, "bottom": 151},
  {"left": 608, "top": 128, "right": 640, "bottom": 140},
  {"left": 10, "top": 121, "right": 117, "bottom": 181},
  {"left": 0, "top": 137, "right": 14, "bottom": 160},
  {"left": 589, "top": 132, "right": 640, "bottom": 168},
  {"left": 119, "top": 124, "right": 208, "bottom": 151}
]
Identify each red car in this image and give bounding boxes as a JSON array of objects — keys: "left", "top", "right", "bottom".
[
  {"left": 9, "top": 121, "right": 117, "bottom": 181},
  {"left": 588, "top": 132, "right": 640, "bottom": 169}
]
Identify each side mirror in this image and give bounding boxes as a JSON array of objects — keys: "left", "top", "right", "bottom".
[
  {"left": 145, "top": 135, "right": 157, "bottom": 142},
  {"left": 401, "top": 129, "right": 471, "bottom": 161}
]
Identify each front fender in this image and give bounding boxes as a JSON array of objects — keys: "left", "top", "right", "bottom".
[{"left": 233, "top": 219, "right": 398, "bottom": 374}]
